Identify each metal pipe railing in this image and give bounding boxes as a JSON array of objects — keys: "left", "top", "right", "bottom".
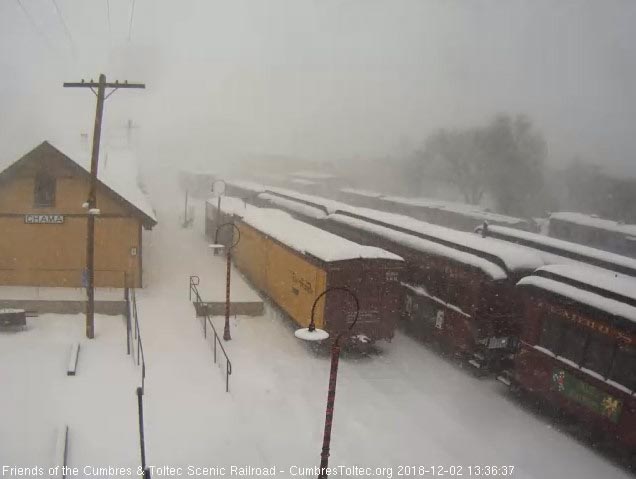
[
  {"left": 189, "top": 275, "right": 233, "bottom": 392},
  {"left": 125, "top": 285, "right": 146, "bottom": 392}
]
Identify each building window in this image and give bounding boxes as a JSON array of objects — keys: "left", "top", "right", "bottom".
[{"left": 34, "top": 172, "right": 56, "bottom": 207}]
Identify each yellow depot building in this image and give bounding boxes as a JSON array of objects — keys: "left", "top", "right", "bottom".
[{"left": 0, "top": 141, "right": 157, "bottom": 288}]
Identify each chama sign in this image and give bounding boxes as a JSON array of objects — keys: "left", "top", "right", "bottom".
[{"left": 24, "top": 214, "right": 64, "bottom": 224}]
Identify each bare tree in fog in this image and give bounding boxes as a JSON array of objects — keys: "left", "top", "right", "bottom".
[
  {"left": 410, "top": 114, "right": 549, "bottom": 217},
  {"left": 478, "top": 114, "right": 547, "bottom": 217}
]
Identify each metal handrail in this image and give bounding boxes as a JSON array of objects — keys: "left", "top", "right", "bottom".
[
  {"left": 189, "top": 275, "right": 233, "bottom": 392},
  {"left": 125, "top": 286, "right": 146, "bottom": 392}
]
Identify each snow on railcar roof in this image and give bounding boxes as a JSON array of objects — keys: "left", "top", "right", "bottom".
[
  {"left": 256, "top": 185, "right": 544, "bottom": 273},
  {"left": 339, "top": 187, "right": 384, "bottom": 198},
  {"left": 330, "top": 213, "right": 507, "bottom": 280},
  {"left": 549, "top": 212, "right": 636, "bottom": 237},
  {"left": 225, "top": 179, "right": 267, "bottom": 193},
  {"left": 534, "top": 264, "right": 636, "bottom": 302},
  {"left": 517, "top": 273, "right": 636, "bottom": 323},
  {"left": 207, "top": 196, "right": 403, "bottom": 263},
  {"left": 382, "top": 195, "right": 528, "bottom": 225},
  {"left": 343, "top": 206, "right": 544, "bottom": 273},
  {"left": 259, "top": 192, "right": 328, "bottom": 219},
  {"left": 482, "top": 224, "right": 636, "bottom": 274}
]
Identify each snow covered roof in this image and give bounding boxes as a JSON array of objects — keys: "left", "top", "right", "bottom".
[
  {"left": 549, "top": 212, "right": 636, "bottom": 237},
  {"left": 250, "top": 185, "right": 544, "bottom": 274},
  {"left": 226, "top": 179, "right": 267, "bottom": 194},
  {"left": 518, "top": 265, "right": 636, "bottom": 323},
  {"left": 480, "top": 224, "right": 636, "bottom": 276},
  {"left": 382, "top": 195, "right": 528, "bottom": 226},
  {"left": 207, "top": 196, "right": 403, "bottom": 263},
  {"left": 290, "top": 170, "right": 337, "bottom": 180},
  {"left": 331, "top": 213, "right": 507, "bottom": 279},
  {"left": 0, "top": 141, "right": 156, "bottom": 227},
  {"left": 339, "top": 187, "right": 384, "bottom": 198},
  {"left": 533, "top": 264, "right": 636, "bottom": 303},
  {"left": 289, "top": 178, "right": 318, "bottom": 186},
  {"left": 336, "top": 207, "right": 544, "bottom": 274}
]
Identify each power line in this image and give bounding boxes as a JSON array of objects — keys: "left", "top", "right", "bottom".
[
  {"left": 50, "top": 0, "right": 76, "bottom": 55},
  {"left": 128, "top": 0, "right": 137, "bottom": 41},
  {"left": 15, "top": 0, "right": 51, "bottom": 47}
]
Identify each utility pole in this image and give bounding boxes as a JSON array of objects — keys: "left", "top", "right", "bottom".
[{"left": 64, "top": 74, "right": 145, "bottom": 338}]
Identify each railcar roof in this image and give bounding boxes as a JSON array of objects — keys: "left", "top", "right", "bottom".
[
  {"left": 532, "top": 264, "right": 636, "bottom": 304},
  {"left": 480, "top": 224, "right": 636, "bottom": 276},
  {"left": 339, "top": 187, "right": 384, "bottom": 198},
  {"left": 550, "top": 212, "right": 636, "bottom": 237},
  {"left": 518, "top": 274, "right": 636, "bottom": 324},
  {"left": 207, "top": 196, "right": 403, "bottom": 263},
  {"left": 381, "top": 195, "right": 528, "bottom": 225},
  {"left": 252, "top": 185, "right": 545, "bottom": 274},
  {"left": 331, "top": 214, "right": 507, "bottom": 280}
]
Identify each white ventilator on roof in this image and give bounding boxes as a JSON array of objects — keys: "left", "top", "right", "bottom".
[
  {"left": 206, "top": 196, "right": 403, "bottom": 263},
  {"left": 480, "top": 224, "right": 636, "bottom": 274},
  {"left": 550, "top": 212, "right": 636, "bottom": 237}
]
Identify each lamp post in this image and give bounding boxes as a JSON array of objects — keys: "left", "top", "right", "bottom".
[
  {"left": 295, "top": 287, "right": 360, "bottom": 479},
  {"left": 209, "top": 222, "right": 241, "bottom": 341},
  {"left": 211, "top": 179, "right": 226, "bottom": 255}
]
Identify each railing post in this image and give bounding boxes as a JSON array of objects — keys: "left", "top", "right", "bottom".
[
  {"left": 214, "top": 330, "right": 217, "bottom": 363},
  {"left": 136, "top": 387, "right": 150, "bottom": 479}
]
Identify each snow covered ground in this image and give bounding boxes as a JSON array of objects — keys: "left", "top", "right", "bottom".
[{"left": 1, "top": 178, "right": 634, "bottom": 478}]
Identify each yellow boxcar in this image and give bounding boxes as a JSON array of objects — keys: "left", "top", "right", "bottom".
[{"left": 206, "top": 198, "right": 404, "bottom": 342}]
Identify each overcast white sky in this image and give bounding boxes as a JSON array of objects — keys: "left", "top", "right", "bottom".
[{"left": 1, "top": 0, "right": 635, "bottom": 173}]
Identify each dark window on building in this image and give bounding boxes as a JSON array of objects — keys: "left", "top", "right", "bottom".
[
  {"left": 582, "top": 334, "right": 614, "bottom": 376},
  {"left": 560, "top": 326, "right": 587, "bottom": 363},
  {"left": 538, "top": 316, "right": 564, "bottom": 353},
  {"left": 609, "top": 344, "right": 636, "bottom": 391},
  {"left": 34, "top": 172, "right": 55, "bottom": 207}
]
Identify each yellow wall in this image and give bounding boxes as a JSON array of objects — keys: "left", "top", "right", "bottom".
[
  {"left": 0, "top": 150, "right": 144, "bottom": 287},
  {"left": 233, "top": 220, "right": 327, "bottom": 329}
]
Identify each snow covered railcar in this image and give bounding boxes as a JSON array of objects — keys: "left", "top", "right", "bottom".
[
  {"left": 476, "top": 223, "right": 636, "bottom": 277},
  {"left": 378, "top": 196, "right": 535, "bottom": 232},
  {"left": 548, "top": 212, "right": 636, "bottom": 259},
  {"left": 249, "top": 187, "right": 546, "bottom": 369},
  {"left": 206, "top": 197, "right": 405, "bottom": 343},
  {"left": 511, "top": 265, "right": 636, "bottom": 450}
]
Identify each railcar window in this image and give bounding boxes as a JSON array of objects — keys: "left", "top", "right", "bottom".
[
  {"left": 538, "top": 316, "right": 564, "bottom": 353},
  {"left": 581, "top": 334, "right": 615, "bottom": 376},
  {"left": 609, "top": 344, "right": 636, "bottom": 391},
  {"left": 559, "top": 326, "right": 587, "bottom": 364}
]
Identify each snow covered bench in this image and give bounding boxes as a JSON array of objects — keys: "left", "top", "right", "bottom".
[{"left": 0, "top": 308, "right": 26, "bottom": 329}]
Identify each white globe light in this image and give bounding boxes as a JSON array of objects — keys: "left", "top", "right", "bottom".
[{"left": 295, "top": 327, "right": 329, "bottom": 341}]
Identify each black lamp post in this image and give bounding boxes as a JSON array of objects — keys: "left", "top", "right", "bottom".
[
  {"left": 295, "top": 287, "right": 360, "bottom": 479},
  {"left": 211, "top": 179, "right": 226, "bottom": 254},
  {"left": 209, "top": 222, "right": 241, "bottom": 341}
]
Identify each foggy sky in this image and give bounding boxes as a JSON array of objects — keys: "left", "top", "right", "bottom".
[{"left": 1, "top": 0, "right": 635, "bottom": 174}]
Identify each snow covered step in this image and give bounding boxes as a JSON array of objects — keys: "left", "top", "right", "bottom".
[
  {"left": 52, "top": 425, "right": 68, "bottom": 478},
  {"left": 67, "top": 343, "right": 80, "bottom": 376}
]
